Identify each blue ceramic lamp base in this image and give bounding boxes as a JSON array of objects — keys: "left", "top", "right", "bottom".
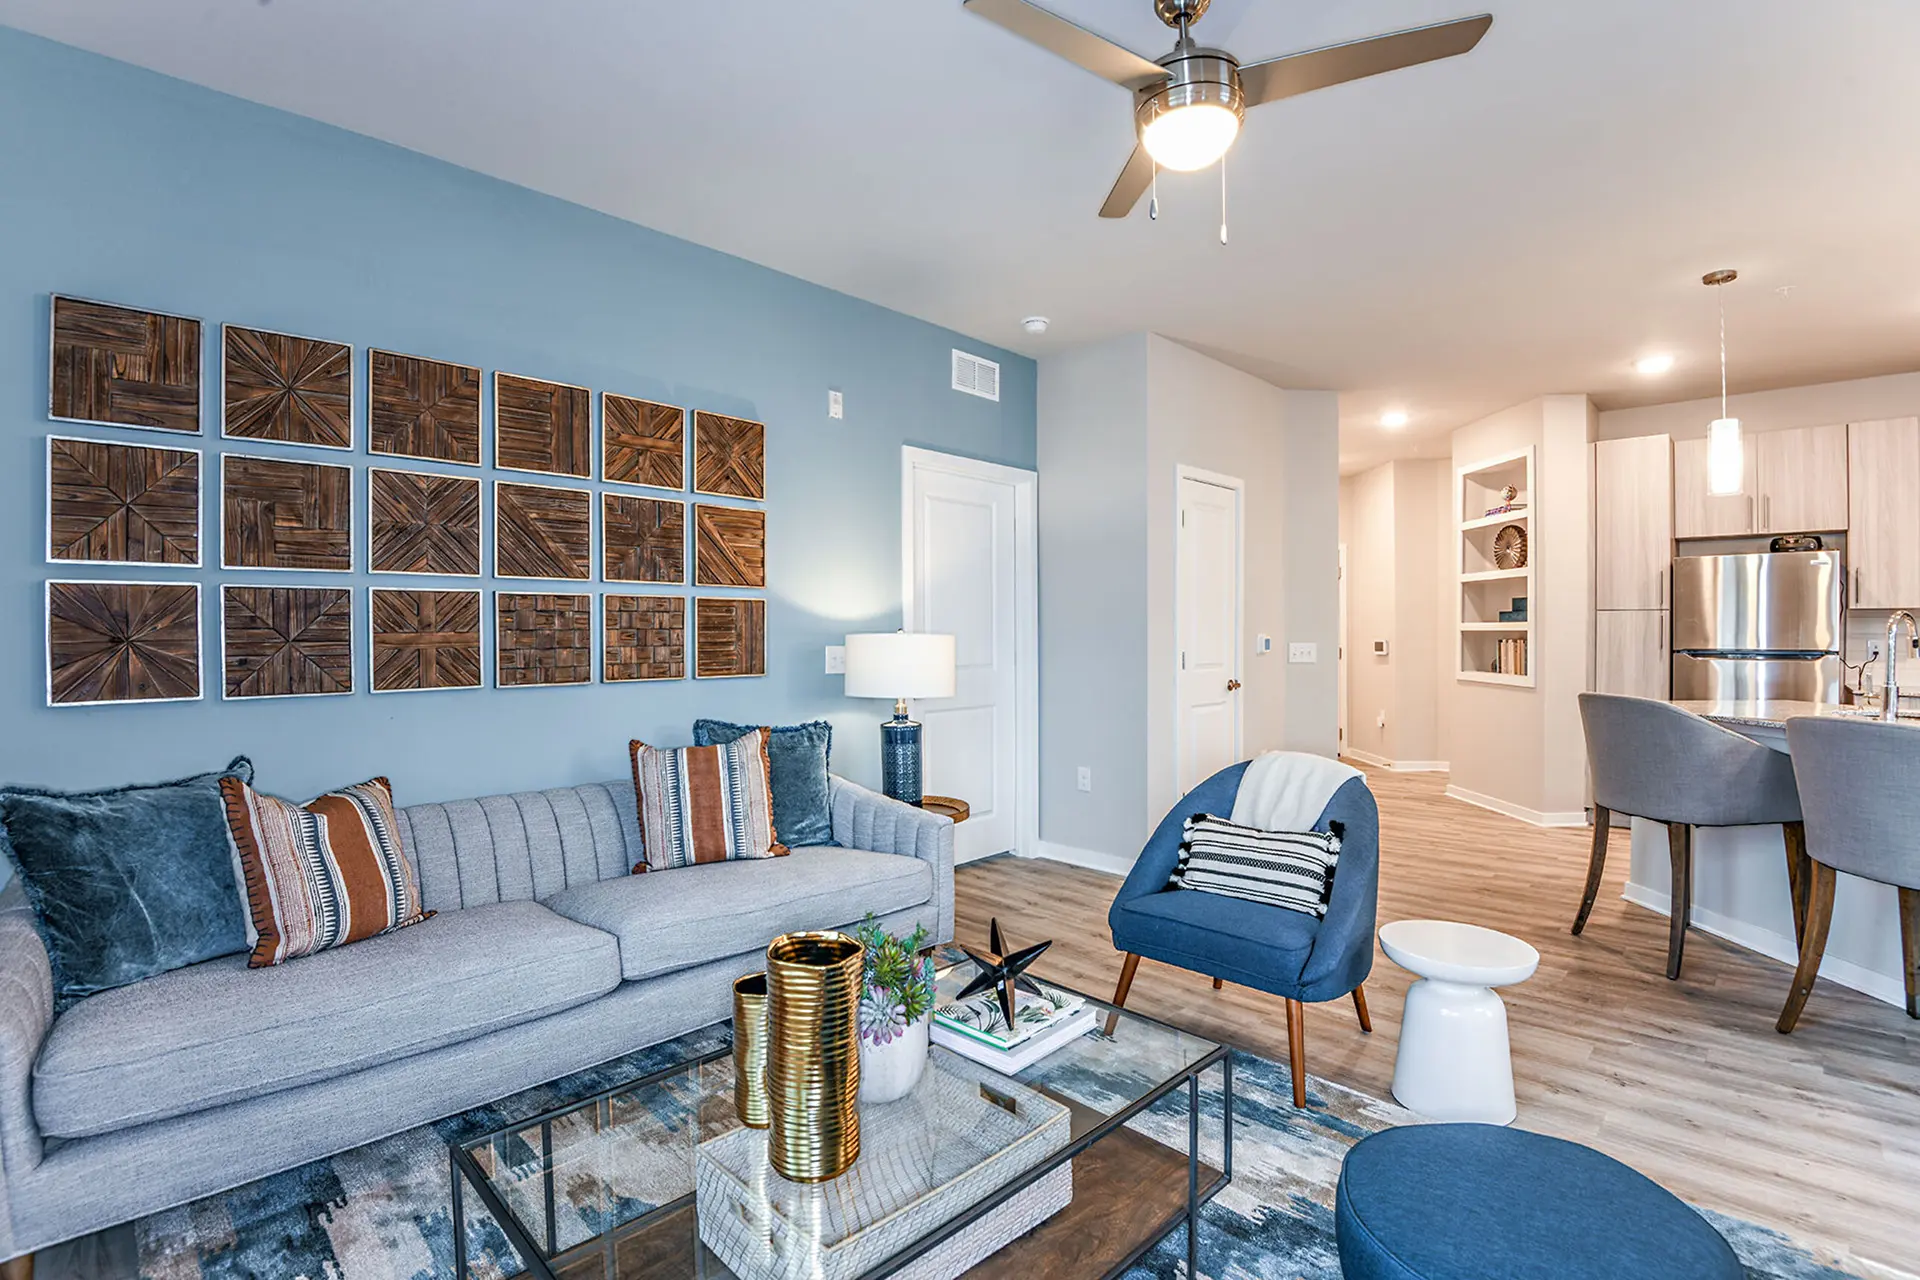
[{"left": 880, "top": 711, "right": 924, "bottom": 806}]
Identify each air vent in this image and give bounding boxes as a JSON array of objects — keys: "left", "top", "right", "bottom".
[{"left": 951, "top": 349, "right": 1001, "bottom": 402}]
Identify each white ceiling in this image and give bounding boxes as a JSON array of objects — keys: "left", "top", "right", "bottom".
[{"left": 8, "top": 0, "right": 1920, "bottom": 473}]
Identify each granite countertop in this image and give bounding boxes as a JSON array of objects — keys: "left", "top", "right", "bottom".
[{"left": 1672, "top": 699, "right": 1919, "bottom": 729}]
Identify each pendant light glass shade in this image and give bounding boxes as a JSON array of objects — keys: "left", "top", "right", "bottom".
[
  {"left": 1141, "top": 103, "right": 1241, "bottom": 172},
  {"left": 1707, "top": 417, "right": 1744, "bottom": 496}
]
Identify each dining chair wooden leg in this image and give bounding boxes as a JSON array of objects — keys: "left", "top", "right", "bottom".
[
  {"left": 1898, "top": 886, "right": 1919, "bottom": 1020},
  {"left": 1212, "top": 976, "right": 1223, "bottom": 991},
  {"left": 1284, "top": 997, "right": 1308, "bottom": 1108},
  {"left": 1777, "top": 859, "right": 1837, "bottom": 1034},
  {"left": 1104, "top": 952, "right": 1141, "bottom": 1037},
  {"left": 1782, "top": 821, "right": 1810, "bottom": 949},
  {"left": 1351, "top": 983, "right": 1372, "bottom": 1033},
  {"left": 1666, "top": 822, "right": 1694, "bottom": 980},
  {"left": 1573, "top": 804, "right": 1611, "bottom": 935}
]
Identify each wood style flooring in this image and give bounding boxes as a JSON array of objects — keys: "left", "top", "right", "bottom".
[{"left": 957, "top": 765, "right": 1920, "bottom": 1275}]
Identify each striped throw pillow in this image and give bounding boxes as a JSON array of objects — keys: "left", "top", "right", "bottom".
[
  {"left": 1170, "top": 813, "right": 1343, "bottom": 918},
  {"left": 630, "top": 730, "right": 787, "bottom": 872},
  {"left": 220, "top": 776, "right": 430, "bottom": 967}
]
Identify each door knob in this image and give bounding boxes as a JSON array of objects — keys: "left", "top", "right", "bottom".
[{"left": 1226, "top": 679, "right": 1242, "bottom": 692}]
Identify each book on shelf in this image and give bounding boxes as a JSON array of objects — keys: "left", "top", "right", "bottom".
[{"left": 1493, "top": 635, "right": 1528, "bottom": 676}]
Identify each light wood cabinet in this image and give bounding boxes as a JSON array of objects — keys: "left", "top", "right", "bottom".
[
  {"left": 1595, "top": 610, "right": 1668, "bottom": 700},
  {"left": 1848, "top": 417, "right": 1920, "bottom": 608},
  {"left": 1673, "top": 435, "right": 1758, "bottom": 537},
  {"left": 1757, "top": 423, "right": 1849, "bottom": 533},
  {"left": 1593, "top": 435, "right": 1672, "bottom": 609}
]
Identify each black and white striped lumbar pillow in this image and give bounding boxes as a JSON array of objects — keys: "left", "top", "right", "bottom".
[{"left": 1170, "top": 814, "right": 1343, "bottom": 918}]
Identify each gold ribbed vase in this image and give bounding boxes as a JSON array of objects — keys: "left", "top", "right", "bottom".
[
  {"left": 765, "top": 931, "right": 864, "bottom": 1182},
  {"left": 732, "top": 972, "right": 771, "bottom": 1129}
]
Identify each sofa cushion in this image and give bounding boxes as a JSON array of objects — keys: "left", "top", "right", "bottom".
[
  {"left": 33, "top": 900, "right": 620, "bottom": 1139},
  {"left": 543, "top": 846, "right": 932, "bottom": 981},
  {"left": 693, "top": 719, "right": 834, "bottom": 848}
]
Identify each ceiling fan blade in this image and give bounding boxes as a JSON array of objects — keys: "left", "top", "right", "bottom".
[
  {"left": 1238, "top": 14, "right": 1493, "bottom": 108},
  {"left": 1099, "top": 145, "right": 1155, "bottom": 219},
  {"left": 963, "top": 0, "right": 1170, "bottom": 92}
]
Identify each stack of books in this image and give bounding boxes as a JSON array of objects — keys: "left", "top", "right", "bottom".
[
  {"left": 1495, "top": 635, "right": 1529, "bottom": 676},
  {"left": 930, "top": 965, "right": 1098, "bottom": 1074}
]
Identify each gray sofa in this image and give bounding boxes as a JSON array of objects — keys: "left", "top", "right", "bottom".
[{"left": 0, "top": 773, "right": 952, "bottom": 1265}]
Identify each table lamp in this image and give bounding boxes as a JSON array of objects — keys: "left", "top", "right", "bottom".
[{"left": 843, "top": 631, "right": 956, "bottom": 805}]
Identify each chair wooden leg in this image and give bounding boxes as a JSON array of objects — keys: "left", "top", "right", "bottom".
[
  {"left": 1666, "top": 822, "right": 1693, "bottom": 980},
  {"left": 1104, "top": 953, "right": 1141, "bottom": 1037},
  {"left": 1351, "top": 983, "right": 1372, "bottom": 1033},
  {"left": 1777, "top": 859, "right": 1838, "bottom": 1034},
  {"left": 1211, "top": 976, "right": 1223, "bottom": 991},
  {"left": 1899, "top": 886, "right": 1919, "bottom": 1020},
  {"left": 1572, "top": 804, "right": 1610, "bottom": 935},
  {"left": 1, "top": 1252, "right": 33, "bottom": 1280},
  {"left": 1783, "top": 821, "right": 1810, "bottom": 950},
  {"left": 1284, "top": 997, "right": 1307, "bottom": 1108}
]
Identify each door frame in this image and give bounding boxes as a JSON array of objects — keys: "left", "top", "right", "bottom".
[
  {"left": 1173, "top": 464, "right": 1246, "bottom": 796},
  {"left": 900, "top": 446, "right": 1039, "bottom": 860},
  {"left": 1338, "top": 541, "right": 1349, "bottom": 754}
]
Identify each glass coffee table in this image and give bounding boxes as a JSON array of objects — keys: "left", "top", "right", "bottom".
[{"left": 450, "top": 981, "right": 1230, "bottom": 1280}]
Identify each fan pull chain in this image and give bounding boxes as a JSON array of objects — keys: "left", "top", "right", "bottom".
[
  {"left": 1219, "top": 153, "right": 1228, "bottom": 245},
  {"left": 1150, "top": 162, "right": 1159, "bottom": 221}
]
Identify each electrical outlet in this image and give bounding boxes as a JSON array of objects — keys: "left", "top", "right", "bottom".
[
  {"left": 1288, "top": 642, "right": 1317, "bottom": 663},
  {"left": 828, "top": 389, "right": 844, "bottom": 419},
  {"left": 824, "top": 644, "right": 846, "bottom": 674},
  {"left": 1868, "top": 643, "right": 1881, "bottom": 664},
  {"left": 1376, "top": 710, "right": 1387, "bottom": 729},
  {"left": 1076, "top": 766, "right": 1092, "bottom": 793}
]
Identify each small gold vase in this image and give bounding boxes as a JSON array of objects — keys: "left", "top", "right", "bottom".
[
  {"left": 733, "top": 972, "right": 771, "bottom": 1129},
  {"left": 765, "top": 930, "right": 864, "bottom": 1182}
]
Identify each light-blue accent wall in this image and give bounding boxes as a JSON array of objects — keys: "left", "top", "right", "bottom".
[{"left": 0, "top": 26, "right": 1035, "bottom": 806}]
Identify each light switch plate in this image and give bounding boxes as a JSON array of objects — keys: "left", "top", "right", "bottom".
[
  {"left": 1288, "top": 642, "right": 1317, "bottom": 664},
  {"left": 1076, "top": 766, "right": 1092, "bottom": 792},
  {"left": 828, "top": 389, "right": 844, "bottom": 419},
  {"left": 824, "top": 644, "right": 846, "bottom": 674}
]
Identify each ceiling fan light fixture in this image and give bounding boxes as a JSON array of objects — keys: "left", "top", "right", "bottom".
[
  {"left": 1136, "top": 45, "right": 1244, "bottom": 172},
  {"left": 1141, "top": 101, "right": 1240, "bottom": 171}
]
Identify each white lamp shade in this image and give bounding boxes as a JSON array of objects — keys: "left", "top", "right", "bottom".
[
  {"left": 843, "top": 632, "right": 956, "bottom": 700},
  {"left": 1707, "top": 417, "right": 1745, "bottom": 496}
]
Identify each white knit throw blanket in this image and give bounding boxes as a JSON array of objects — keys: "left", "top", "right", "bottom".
[{"left": 1228, "top": 751, "right": 1361, "bottom": 832}]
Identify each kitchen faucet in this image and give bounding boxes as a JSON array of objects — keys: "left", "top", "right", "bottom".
[{"left": 1883, "top": 611, "right": 1919, "bottom": 721}]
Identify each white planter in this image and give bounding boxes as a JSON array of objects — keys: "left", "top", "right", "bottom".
[{"left": 858, "top": 1013, "right": 930, "bottom": 1105}]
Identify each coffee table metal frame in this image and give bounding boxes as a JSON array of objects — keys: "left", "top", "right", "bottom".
[{"left": 449, "top": 991, "right": 1233, "bottom": 1280}]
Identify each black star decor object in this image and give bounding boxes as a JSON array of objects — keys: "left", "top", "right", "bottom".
[{"left": 956, "top": 917, "right": 1052, "bottom": 1033}]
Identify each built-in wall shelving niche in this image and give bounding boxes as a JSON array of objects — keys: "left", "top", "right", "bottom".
[{"left": 1457, "top": 446, "right": 1536, "bottom": 687}]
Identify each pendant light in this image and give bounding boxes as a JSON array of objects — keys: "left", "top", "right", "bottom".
[{"left": 1703, "top": 269, "right": 1743, "bottom": 496}]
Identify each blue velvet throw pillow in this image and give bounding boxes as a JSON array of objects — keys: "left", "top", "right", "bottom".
[
  {"left": 692, "top": 719, "right": 834, "bottom": 848},
  {"left": 1, "top": 756, "right": 255, "bottom": 1011}
]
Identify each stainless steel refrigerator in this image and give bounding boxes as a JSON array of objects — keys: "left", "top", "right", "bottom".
[{"left": 1670, "top": 550, "right": 1844, "bottom": 702}]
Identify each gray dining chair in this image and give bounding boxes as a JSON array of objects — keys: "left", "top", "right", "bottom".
[
  {"left": 1777, "top": 716, "right": 1920, "bottom": 1032},
  {"left": 1576, "top": 694, "right": 1805, "bottom": 979}
]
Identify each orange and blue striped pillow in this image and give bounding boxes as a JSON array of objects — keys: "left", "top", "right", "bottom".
[{"left": 629, "top": 730, "right": 786, "bottom": 871}]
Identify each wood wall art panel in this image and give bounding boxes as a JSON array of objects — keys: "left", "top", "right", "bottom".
[
  {"left": 47, "top": 580, "right": 201, "bottom": 705},
  {"left": 222, "top": 326, "right": 352, "bottom": 449},
  {"left": 369, "top": 349, "right": 481, "bottom": 465},
  {"left": 222, "top": 454, "right": 353, "bottom": 571},
  {"left": 222, "top": 586, "right": 354, "bottom": 699},
  {"left": 604, "top": 494, "right": 685, "bottom": 584},
  {"left": 371, "top": 588, "right": 482, "bottom": 692},
  {"left": 605, "top": 595, "right": 685, "bottom": 682},
  {"left": 48, "top": 436, "right": 200, "bottom": 566},
  {"left": 695, "top": 596, "right": 766, "bottom": 679},
  {"left": 693, "top": 412, "right": 765, "bottom": 499},
  {"left": 50, "top": 296, "right": 201, "bottom": 434},
  {"left": 494, "top": 481, "right": 592, "bottom": 580},
  {"left": 603, "top": 394, "right": 685, "bottom": 489},
  {"left": 370, "top": 469, "right": 481, "bottom": 576},
  {"left": 496, "top": 373, "right": 591, "bottom": 478},
  {"left": 693, "top": 504, "right": 766, "bottom": 588},
  {"left": 496, "top": 592, "right": 593, "bottom": 687}
]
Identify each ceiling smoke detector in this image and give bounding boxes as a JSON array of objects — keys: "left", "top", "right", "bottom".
[{"left": 1022, "top": 316, "right": 1051, "bottom": 334}]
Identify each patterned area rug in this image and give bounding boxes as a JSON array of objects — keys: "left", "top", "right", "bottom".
[{"left": 135, "top": 1026, "right": 1862, "bottom": 1280}]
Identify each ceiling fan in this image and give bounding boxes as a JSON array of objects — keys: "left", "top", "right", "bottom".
[{"left": 963, "top": 0, "right": 1493, "bottom": 218}]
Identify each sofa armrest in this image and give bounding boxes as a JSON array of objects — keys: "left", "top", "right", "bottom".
[
  {"left": 828, "top": 776, "right": 955, "bottom": 944},
  {"left": 0, "top": 882, "right": 52, "bottom": 1257}
]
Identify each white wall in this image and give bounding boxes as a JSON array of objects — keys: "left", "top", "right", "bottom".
[{"left": 1337, "top": 458, "right": 1444, "bottom": 766}]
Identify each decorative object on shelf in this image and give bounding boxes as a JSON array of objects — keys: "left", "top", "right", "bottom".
[
  {"left": 222, "top": 325, "right": 352, "bottom": 449},
  {"left": 495, "top": 591, "right": 592, "bottom": 686},
  {"left": 602, "top": 393, "right": 685, "bottom": 489},
  {"left": 853, "top": 913, "right": 935, "bottom": 1106},
  {"left": 47, "top": 435, "right": 200, "bottom": 565},
  {"left": 495, "top": 372, "right": 591, "bottom": 478},
  {"left": 1482, "top": 483, "right": 1527, "bottom": 517},
  {"left": 694, "top": 503, "right": 766, "bottom": 587},
  {"left": 368, "top": 349, "right": 481, "bottom": 465},
  {"left": 954, "top": 918, "right": 1054, "bottom": 1035},
  {"left": 765, "top": 930, "right": 864, "bottom": 1182},
  {"left": 695, "top": 596, "right": 766, "bottom": 678},
  {"left": 46, "top": 580, "right": 201, "bottom": 705},
  {"left": 493, "top": 480, "right": 591, "bottom": 580},
  {"left": 1492, "top": 522, "right": 1527, "bottom": 570},
  {"left": 221, "top": 585, "right": 353, "bottom": 699},
  {"left": 369, "top": 468, "right": 481, "bottom": 576},
  {"left": 49, "top": 296, "right": 201, "bottom": 434},
  {"left": 602, "top": 494, "right": 685, "bottom": 583},
  {"left": 370, "top": 588, "right": 483, "bottom": 692},
  {"left": 222, "top": 454, "right": 353, "bottom": 571},
  {"left": 1702, "top": 268, "right": 1744, "bottom": 496},
  {"left": 604, "top": 594, "right": 685, "bottom": 682},
  {"left": 842, "top": 631, "right": 956, "bottom": 804},
  {"left": 693, "top": 410, "right": 766, "bottom": 500},
  {"left": 1497, "top": 596, "right": 1528, "bottom": 623},
  {"left": 733, "top": 971, "right": 772, "bottom": 1129}
]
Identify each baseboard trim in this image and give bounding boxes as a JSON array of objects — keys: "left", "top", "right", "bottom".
[
  {"left": 1621, "top": 883, "right": 1906, "bottom": 1009},
  {"left": 1340, "top": 749, "right": 1450, "bottom": 773},
  {"left": 1031, "top": 840, "right": 1132, "bottom": 877},
  {"left": 1444, "top": 784, "right": 1587, "bottom": 829}
]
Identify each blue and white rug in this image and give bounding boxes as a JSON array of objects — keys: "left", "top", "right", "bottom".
[{"left": 134, "top": 1026, "right": 1862, "bottom": 1280}]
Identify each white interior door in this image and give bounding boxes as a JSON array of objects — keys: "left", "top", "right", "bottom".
[
  {"left": 1177, "top": 473, "right": 1243, "bottom": 795},
  {"left": 905, "top": 450, "right": 1035, "bottom": 861}
]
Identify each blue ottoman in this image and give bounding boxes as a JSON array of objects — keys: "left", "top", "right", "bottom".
[{"left": 1335, "top": 1124, "right": 1742, "bottom": 1279}]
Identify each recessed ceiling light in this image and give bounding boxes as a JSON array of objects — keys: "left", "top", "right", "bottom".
[
  {"left": 1379, "top": 410, "right": 1409, "bottom": 429},
  {"left": 1635, "top": 353, "right": 1675, "bottom": 376}
]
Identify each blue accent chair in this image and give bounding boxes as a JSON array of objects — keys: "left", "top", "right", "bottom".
[{"left": 1107, "top": 761, "right": 1380, "bottom": 1107}]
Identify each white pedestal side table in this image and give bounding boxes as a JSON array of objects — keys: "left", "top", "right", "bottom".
[{"left": 1379, "top": 919, "right": 1540, "bottom": 1125}]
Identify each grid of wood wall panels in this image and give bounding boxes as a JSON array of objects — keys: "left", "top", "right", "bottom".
[
  {"left": 695, "top": 597, "right": 766, "bottom": 679},
  {"left": 604, "top": 495, "right": 684, "bottom": 584},
  {"left": 369, "top": 468, "right": 482, "bottom": 576},
  {"left": 50, "top": 297, "right": 202, "bottom": 434},
  {"left": 222, "top": 454, "right": 354, "bottom": 571},
  {"left": 46, "top": 580, "right": 202, "bottom": 705},
  {"left": 371, "top": 589, "right": 483, "bottom": 693},
  {"left": 222, "top": 325, "right": 353, "bottom": 449},
  {"left": 603, "top": 394, "right": 685, "bottom": 489},
  {"left": 221, "top": 585, "right": 354, "bottom": 699},
  {"left": 369, "top": 349, "right": 482, "bottom": 465},
  {"left": 605, "top": 595, "right": 685, "bottom": 682},
  {"left": 496, "top": 373, "right": 591, "bottom": 478},
  {"left": 692, "top": 412, "right": 765, "bottom": 499},
  {"left": 47, "top": 436, "right": 201, "bottom": 566},
  {"left": 496, "top": 592, "right": 593, "bottom": 687}
]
